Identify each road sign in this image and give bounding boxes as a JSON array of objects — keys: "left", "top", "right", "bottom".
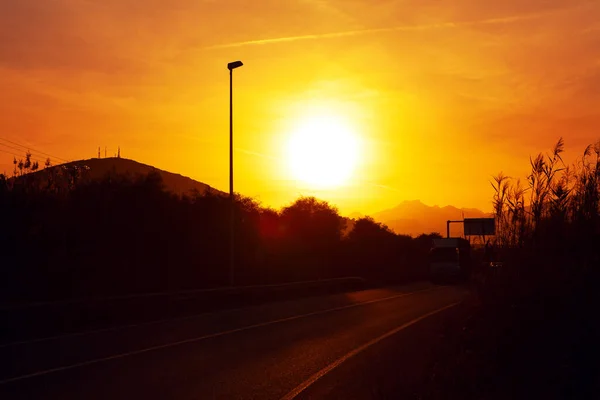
[{"left": 464, "top": 218, "right": 495, "bottom": 236}]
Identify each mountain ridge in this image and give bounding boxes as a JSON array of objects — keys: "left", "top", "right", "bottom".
[
  {"left": 367, "top": 200, "right": 490, "bottom": 236},
  {"left": 39, "top": 157, "right": 224, "bottom": 197}
]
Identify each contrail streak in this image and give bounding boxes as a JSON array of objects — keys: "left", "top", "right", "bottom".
[
  {"left": 205, "top": 12, "right": 547, "bottom": 50},
  {"left": 367, "top": 182, "right": 403, "bottom": 193},
  {"left": 235, "top": 147, "right": 279, "bottom": 161}
]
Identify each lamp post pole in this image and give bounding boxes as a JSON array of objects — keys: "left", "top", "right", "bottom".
[{"left": 227, "top": 60, "right": 243, "bottom": 286}]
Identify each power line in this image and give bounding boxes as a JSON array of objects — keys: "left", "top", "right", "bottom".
[
  {"left": 0, "top": 148, "right": 48, "bottom": 165},
  {"left": 0, "top": 148, "right": 23, "bottom": 159},
  {"left": 0, "top": 136, "right": 69, "bottom": 161},
  {"left": 0, "top": 137, "right": 69, "bottom": 163},
  {"left": 0, "top": 143, "right": 63, "bottom": 165}
]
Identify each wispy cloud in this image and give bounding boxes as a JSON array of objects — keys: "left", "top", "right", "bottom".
[
  {"left": 205, "top": 12, "right": 550, "bottom": 50},
  {"left": 235, "top": 147, "right": 279, "bottom": 161},
  {"left": 366, "top": 182, "right": 403, "bottom": 193}
]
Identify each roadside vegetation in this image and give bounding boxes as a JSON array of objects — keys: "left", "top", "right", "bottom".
[
  {"left": 0, "top": 154, "right": 439, "bottom": 302},
  {"left": 485, "top": 138, "right": 599, "bottom": 298},
  {"left": 422, "top": 138, "right": 600, "bottom": 399}
]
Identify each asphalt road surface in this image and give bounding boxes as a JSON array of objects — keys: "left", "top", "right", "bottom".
[{"left": 1, "top": 282, "right": 468, "bottom": 399}]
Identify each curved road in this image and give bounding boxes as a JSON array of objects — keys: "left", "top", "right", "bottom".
[{"left": 1, "top": 283, "right": 467, "bottom": 399}]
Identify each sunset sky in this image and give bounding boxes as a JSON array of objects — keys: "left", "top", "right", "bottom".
[{"left": 1, "top": 0, "right": 599, "bottom": 215}]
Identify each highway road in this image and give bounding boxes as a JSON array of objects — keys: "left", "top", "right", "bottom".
[{"left": 0, "top": 282, "right": 468, "bottom": 399}]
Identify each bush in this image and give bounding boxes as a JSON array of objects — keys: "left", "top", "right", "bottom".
[{"left": 0, "top": 165, "right": 439, "bottom": 301}]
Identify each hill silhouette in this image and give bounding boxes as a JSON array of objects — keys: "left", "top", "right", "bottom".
[
  {"left": 48, "top": 157, "right": 223, "bottom": 197},
  {"left": 371, "top": 200, "right": 490, "bottom": 236},
  {"left": 25, "top": 157, "right": 486, "bottom": 237}
]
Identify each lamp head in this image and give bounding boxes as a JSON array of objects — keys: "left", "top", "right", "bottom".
[{"left": 227, "top": 61, "right": 244, "bottom": 70}]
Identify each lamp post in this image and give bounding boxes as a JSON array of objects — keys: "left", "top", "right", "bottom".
[{"left": 227, "top": 60, "right": 243, "bottom": 286}]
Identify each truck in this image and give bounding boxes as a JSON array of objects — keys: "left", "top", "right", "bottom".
[{"left": 429, "top": 238, "right": 472, "bottom": 283}]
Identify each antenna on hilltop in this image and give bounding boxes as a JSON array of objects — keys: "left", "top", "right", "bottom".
[
  {"left": 118, "top": 147, "right": 120, "bottom": 158},
  {"left": 98, "top": 147, "right": 100, "bottom": 159}
]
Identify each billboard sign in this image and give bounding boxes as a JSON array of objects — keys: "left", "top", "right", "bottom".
[{"left": 464, "top": 218, "right": 495, "bottom": 236}]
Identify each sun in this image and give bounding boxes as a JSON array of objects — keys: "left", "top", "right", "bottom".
[{"left": 286, "top": 114, "right": 360, "bottom": 188}]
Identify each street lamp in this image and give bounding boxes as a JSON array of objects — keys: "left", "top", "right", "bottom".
[{"left": 228, "top": 60, "right": 243, "bottom": 286}]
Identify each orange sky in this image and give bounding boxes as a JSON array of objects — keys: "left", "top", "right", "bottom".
[{"left": 1, "top": 0, "right": 599, "bottom": 214}]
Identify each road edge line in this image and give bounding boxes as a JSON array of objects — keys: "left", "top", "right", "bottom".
[{"left": 280, "top": 301, "right": 461, "bottom": 400}]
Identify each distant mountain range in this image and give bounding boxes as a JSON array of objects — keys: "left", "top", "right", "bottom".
[
  {"left": 375, "top": 200, "right": 490, "bottom": 236},
  {"left": 353, "top": 200, "right": 490, "bottom": 237}
]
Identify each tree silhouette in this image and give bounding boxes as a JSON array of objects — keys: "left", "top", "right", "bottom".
[
  {"left": 23, "top": 152, "right": 32, "bottom": 171},
  {"left": 280, "top": 197, "right": 344, "bottom": 247},
  {"left": 280, "top": 197, "right": 345, "bottom": 280},
  {"left": 0, "top": 163, "right": 444, "bottom": 301}
]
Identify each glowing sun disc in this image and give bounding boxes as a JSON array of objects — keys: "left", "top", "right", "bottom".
[{"left": 286, "top": 115, "right": 359, "bottom": 188}]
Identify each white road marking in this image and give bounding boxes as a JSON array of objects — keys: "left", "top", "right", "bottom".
[
  {"left": 0, "top": 287, "right": 439, "bottom": 385},
  {"left": 280, "top": 301, "right": 461, "bottom": 400}
]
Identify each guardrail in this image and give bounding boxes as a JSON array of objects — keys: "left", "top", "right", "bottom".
[
  {"left": 0, "top": 276, "right": 366, "bottom": 310},
  {"left": 0, "top": 277, "right": 366, "bottom": 343}
]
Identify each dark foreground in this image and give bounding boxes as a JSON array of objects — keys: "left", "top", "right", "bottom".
[
  {"left": 1, "top": 283, "right": 467, "bottom": 399},
  {"left": 4, "top": 279, "right": 597, "bottom": 400},
  {"left": 423, "top": 279, "right": 600, "bottom": 400}
]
